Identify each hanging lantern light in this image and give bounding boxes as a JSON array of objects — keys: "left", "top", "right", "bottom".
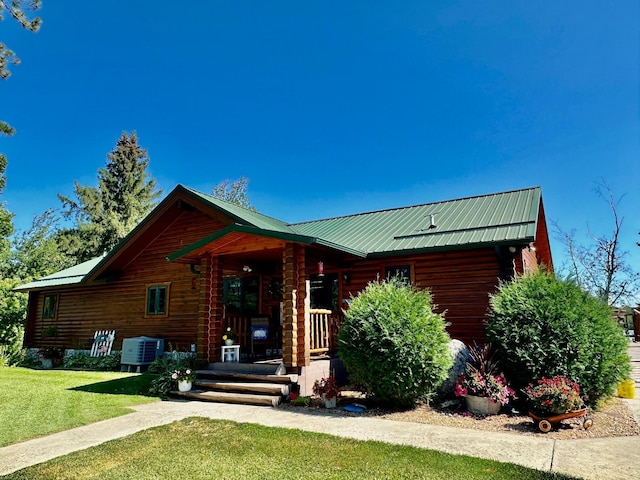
[{"left": 318, "top": 261, "right": 324, "bottom": 277}]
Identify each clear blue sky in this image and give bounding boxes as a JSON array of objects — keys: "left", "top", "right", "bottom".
[{"left": 2, "top": 1, "right": 639, "bottom": 276}]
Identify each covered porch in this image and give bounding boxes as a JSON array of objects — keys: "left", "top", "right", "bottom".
[{"left": 168, "top": 230, "right": 353, "bottom": 375}]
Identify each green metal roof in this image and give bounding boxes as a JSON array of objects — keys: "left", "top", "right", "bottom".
[
  {"left": 181, "top": 186, "right": 296, "bottom": 235},
  {"left": 16, "top": 186, "right": 544, "bottom": 290},
  {"left": 290, "top": 187, "right": 541, "bottom": 256},
  {"left": 13, "top": 256, "right": 104, "bottom": 291}
]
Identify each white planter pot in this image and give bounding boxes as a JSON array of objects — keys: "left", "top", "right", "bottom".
[
  {"left": 322, "top": 395, "right": 337, "bottom": 409},
  {"left": 225, "top": 339, "right": 234, "bottom": 346},
  {"left": 178, "top": 380, "right": 192, "bottom": 392},
  {"left": 465, "top": 394, "right": 501, "bottom": 415}
]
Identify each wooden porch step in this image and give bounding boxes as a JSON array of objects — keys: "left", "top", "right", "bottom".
[
  {"left": 207, "top": 361, "right": 286, "bottom": 376},
  {"left": 172, "top": 389, "right": 281, "bottom": 407},
  {"left": 196, "top": 370, "right": 294, "bottom": 385},
  {"left": 195, "top": 379, "right": 290, "bottom": 396}
]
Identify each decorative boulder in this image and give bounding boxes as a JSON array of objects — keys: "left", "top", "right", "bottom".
[{"left": 438, "top": 339, "right": 470, "bottom": 398}]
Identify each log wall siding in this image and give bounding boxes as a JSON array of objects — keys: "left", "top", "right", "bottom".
[
  {"left": 27, "top": 208, "right": 227, "bottom": 351},
  {"left": 339, "top": 248, "right": 503, "bottom": 344}
]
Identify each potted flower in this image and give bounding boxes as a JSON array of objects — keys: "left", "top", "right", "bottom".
[
  {"left": 222, "top": 327, "right": 235, "bottom": 346},
  {"left": 454, "top": 344, "right": 516, "bottom": 415},
  {"left": 172, "top": 368, "right": 196, "bottom": 392},
  {"left": 523, "top": 376, "right": 585, "bottom": 416},
  {"left": 37, "top": 346, "right": 65, "bottom": 368},
  {"left": 312, "top": 376, "right": 340, "bottom": 408}
]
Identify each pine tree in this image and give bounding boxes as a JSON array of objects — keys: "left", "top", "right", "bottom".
[
  {"left": 58, "top": 131, "right": 162, "bottom": 262},
  {"left": 0, "top": 0, "right": 42, "bottom": 156}
]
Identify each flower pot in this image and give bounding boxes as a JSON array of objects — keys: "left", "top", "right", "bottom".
[
  {"left": 225, "top": 339, "right": 234, "bottom": 346},
  {"left": 322, "top": 395, "right": 337, "bottom": 409},
  {"left": 465, "top": 394, "right": 501, "bottom": 415},
  {"left": 178, "top": 380, "right": 192, "bottom": 392}
]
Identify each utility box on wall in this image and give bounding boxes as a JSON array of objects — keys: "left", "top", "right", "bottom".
[{"left": 120, "top": 336, "right": 164, "bottom": 372}]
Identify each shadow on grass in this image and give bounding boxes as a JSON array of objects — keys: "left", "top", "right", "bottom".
[{"left": 70, "top": 373, "right": 158, "bottom": 397}]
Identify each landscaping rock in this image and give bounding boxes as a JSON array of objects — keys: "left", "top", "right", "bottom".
[{"left": 438, "top": 339, "right": 470, "bottom": 398}]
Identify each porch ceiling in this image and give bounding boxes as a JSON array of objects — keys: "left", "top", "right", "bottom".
[{"left": 171, "top": 231, "right": 286, "bottom": 264}]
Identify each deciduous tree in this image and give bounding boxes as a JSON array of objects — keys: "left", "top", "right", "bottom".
[
  {"left": 212, "top": 177, "right": 255, "bottom": 211},
  {"left": 554, "top": 182, "right": 639, "bottom": 306}
]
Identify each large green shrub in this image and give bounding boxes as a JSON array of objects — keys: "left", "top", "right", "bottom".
[
  {"left": 338, "top": 277, "right": 452, "bottom": 407},
  {"left": 486, "top": 270, "right": 630, "bottom": 407}
]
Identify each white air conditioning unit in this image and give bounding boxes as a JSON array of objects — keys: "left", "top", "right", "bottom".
[{"left": 121, "top": 336, "right": 164, "bottom": 372}]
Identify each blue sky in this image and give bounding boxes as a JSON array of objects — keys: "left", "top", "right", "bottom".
[{"left": 2, "top": 1, "right": 639, "bottom": 275}]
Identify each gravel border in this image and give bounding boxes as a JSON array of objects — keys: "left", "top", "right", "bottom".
[{"left": 280, "top": 395, "right": 640, "bottom": 440}]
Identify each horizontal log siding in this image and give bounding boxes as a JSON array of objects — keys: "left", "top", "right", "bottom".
[
  {"left": 28, "top": 209, "right": 227, "bottom": 351},
  {"left": 341, "top": 248, "right": 501, "bottom": 344}
]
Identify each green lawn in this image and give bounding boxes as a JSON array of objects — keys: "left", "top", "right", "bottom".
[
  {"left": 1, "top": 369, "right": 576, "bottom": 479},
  {"left": 0, "top": 367, "right": 158, "bottom": 447},
  {"left": 3, "top": 417, "right": 576, "bottom": 480}
]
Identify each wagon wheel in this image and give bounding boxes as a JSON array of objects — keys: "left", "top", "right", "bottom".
[
  {"left": 538, "top": 419, "right": 553, "bottom": 433},
  {"left": 583, "top": 418, "right": 593, "bottom": 430}
]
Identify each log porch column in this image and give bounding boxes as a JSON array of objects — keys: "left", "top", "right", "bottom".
[
  {"left": 282, "top": 243, "right": 311, "bottom": 369},
  {"left": 197, "top": 254, "right": 223, "bottom": 364}
]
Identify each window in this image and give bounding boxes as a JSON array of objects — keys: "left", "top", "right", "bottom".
[
  {"left": 42, "top": 294, "right": 58, "bottom": 319},
  {"left": 310, "top": 273, "right": 339, "bottom": 311},
  {"left": 385, "top": 265, "right": 411, "bottom": 284},
  {"left": 146, "top": 284, "right": 170, "bottom": 316},
  {"left": 223, "top": 277, "right": 259, "bottom": 315}
]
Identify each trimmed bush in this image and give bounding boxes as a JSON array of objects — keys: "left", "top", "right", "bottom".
[
  {"left": 63, "top": 351, "right": 122, "bottom": 371},
  {"left": 486, "top": 270, "right": 630, "bottom": 407},
  {"left": 338, "top": 277, "right": 452, "bottom": 407}
]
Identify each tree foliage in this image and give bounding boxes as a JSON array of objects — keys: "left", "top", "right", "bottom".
[
  {"left": 486, "top": 270, "right": 631, "bottom": 408},
  {"left": 211, "top": 177, "right": 255, "bottom": 211},
  {"left": 8, "top": 209, "right": 72, "bottom": 279},
  {"left": 0, "top": 149, "right": 13, "bottom": 272},
  {"left": 554, "top": 182, "right": 639, "bottom": 306},
  {"left": 338, "top": 277, "right": 452, "bottom": 407},
  {"left": 0, "top": 0, "right": 42, "bottom": 158},
  {"left": 0, "top": 0, "right": 42, "bottom": 80},
  {"left": 58, "top": 131, "right": 162, "bottom": 262}
]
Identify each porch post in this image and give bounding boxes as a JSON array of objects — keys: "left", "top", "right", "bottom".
[
  {"left": 282, "top": 243, "right": 298, "bottom": 368},
  {"left": 282, "top": 243, "right": 311, "bottom": 369},
  {"left": 297, "top": 250, "right": 311, "bottom": 367},
  {"left": 198, "top": 254, "right": 223, "bottom": 364}
]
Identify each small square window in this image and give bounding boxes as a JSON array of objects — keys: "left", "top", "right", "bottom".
[
  {"left": 146, "top": 284, "right": 170, "bottom": 316},
  {"left": 42, "top": 295, "right": 58, "bottom": 319},
  {"left": 385, "top": 265, "right": 411, "bottom": 284}
]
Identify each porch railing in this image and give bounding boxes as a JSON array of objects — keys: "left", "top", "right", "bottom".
[
  {"left": 310, "top": 309, "right": 343, "bottom": 354},
  {"left": 225, "top": 310, "right": 344, "bottom": 355}
]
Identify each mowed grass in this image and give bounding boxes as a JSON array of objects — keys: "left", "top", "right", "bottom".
[
  {"left": 4, "top": 418, "right": 576, "bottom": 480},
  {"left": 0, "top": 368, "right": 158, "bottom": 447}
]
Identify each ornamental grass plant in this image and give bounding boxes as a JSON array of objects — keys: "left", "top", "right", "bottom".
[{"left": 454, "top": 344, "right": 517, "bottom": 406}]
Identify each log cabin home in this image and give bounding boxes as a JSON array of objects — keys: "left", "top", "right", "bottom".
[{"left": 16, "top": 184, "right": 552, "bottom": 390}]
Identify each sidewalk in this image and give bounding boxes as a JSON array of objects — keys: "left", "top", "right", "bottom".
[{"left": 2, "top": 346, "right": 640, "bottom": 479}]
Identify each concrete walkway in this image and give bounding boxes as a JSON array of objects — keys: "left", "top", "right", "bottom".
[{"left": 2, "top": 345, "right": 640, "bottom": 479}]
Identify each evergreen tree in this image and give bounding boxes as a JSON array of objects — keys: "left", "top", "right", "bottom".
[
  {"left": 0, "top": 0, "right": 42, "bottom": 155},
  {"left": 0, "top": 0, "right": 42, "bottom": 80},
  {"left": 58, "top": 131, "right": 162, "bottom": 262}
]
